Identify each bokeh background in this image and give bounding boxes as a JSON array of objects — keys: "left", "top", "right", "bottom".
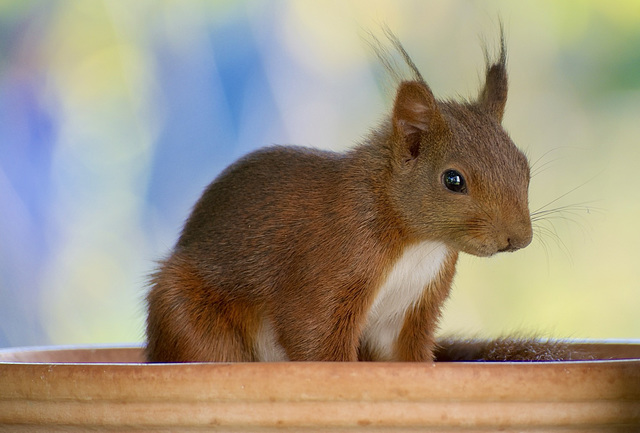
[{"left": 1, "top": 0, "right": 638, "bottom": 348}]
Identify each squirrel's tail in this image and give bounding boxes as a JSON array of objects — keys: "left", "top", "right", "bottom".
[{"left": 434, "top": 336, "right": 591, "bottom": 362}]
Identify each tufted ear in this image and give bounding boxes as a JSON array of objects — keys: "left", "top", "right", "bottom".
[
  {"left": 391, "top": 80, "right": 448, "bottom": 161},
  {"left": 478, "top": 35, "right": 508, "bottom": 123}
]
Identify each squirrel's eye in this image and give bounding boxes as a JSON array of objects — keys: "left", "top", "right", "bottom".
[{"left": 442, "top": 169, "right": 467, "bottom": 194}]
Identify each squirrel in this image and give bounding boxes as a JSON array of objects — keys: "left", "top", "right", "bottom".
[{"left": 145, "top": 30, "right": 581, "bottom": 363}]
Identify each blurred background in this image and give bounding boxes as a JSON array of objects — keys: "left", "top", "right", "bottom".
[{"left": 0, "top": 0, "right": 638, "bottom": 348}]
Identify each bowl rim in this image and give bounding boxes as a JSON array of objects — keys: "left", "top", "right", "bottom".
[{"left": 1, "top": 339, "right": 639, "bottom": 365}]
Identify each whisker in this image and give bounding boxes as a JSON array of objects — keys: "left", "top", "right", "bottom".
[
  {"left": 531, "top": 173, "right": 602, "bottom": 214},
  {"left": 532, "top": 224, "right": 552, "bottom": 269},
  {"left": 532, "top": 221, "right": 573, "bottom": 265},
  {"left": 529, "top": 147, "right": 565, "bottom": 171},
  {"left": 531, "top": 157, "right": 565, "bottom": 179},
  {"left": 531, "top": 203, "right": 601, "bottom": 223},
  {"left": 531, "top": 200, "right": 601, "bottom": 215}
]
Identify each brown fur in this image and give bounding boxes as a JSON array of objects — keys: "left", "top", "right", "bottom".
[
  {"left": 146, "top": 252, "right": 262, "bottom": 362},
  {"left": 395, "top": 252, "right": 459, "bottom": 362},
  {"left": 434, "top": 337, "right": 592, "bottom": 362},
  {"left": 145, "top": 32, "right": 557, "bottom": 363}
]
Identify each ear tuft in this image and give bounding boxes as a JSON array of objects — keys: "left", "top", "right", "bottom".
[
  {"left": 392, "top": 81, "right": 446, "bottom": 160},
  {"left": 478, "top": 29, "right": 508, "bottom": 122}
]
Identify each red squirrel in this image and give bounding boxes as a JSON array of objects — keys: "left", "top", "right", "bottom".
[{"left": 146, "top": 31, "right": 578, "bottom": 363}]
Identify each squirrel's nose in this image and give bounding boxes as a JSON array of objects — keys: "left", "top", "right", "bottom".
[
  {"left": 499, "top": 238, "right": 522, "bottom": 253},
  {"left": 498, "top": 220, "right": 533, "bottom": 252},
  {"left": 499, "top": 227, "right": 533, "bottom": 252}
]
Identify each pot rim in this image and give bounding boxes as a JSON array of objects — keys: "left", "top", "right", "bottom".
[{"left": 1, "top": 339, "right": 639, "bottom": 365}]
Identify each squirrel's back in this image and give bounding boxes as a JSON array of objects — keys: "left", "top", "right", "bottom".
[{"left": 176, "top": 143, "right": 403, "bottom": 291}]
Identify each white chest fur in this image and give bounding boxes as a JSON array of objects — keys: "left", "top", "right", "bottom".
[{"left": 362, "top": 240, "right": 449, "bottom": 361}]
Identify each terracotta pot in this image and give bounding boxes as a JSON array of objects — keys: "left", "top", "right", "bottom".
[{"left": 1, "top": 341, "right": 639, "bottom": 431}]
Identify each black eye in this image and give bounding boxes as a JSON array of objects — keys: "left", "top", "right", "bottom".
[{"left": 442, "top": 169, "right": 467, "bottom": 194}]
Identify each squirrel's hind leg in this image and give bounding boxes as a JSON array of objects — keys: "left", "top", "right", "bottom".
[{"left": 145, "top": 253, "right": 260, "bottom": 363}]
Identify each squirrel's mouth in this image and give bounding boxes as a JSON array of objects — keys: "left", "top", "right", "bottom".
[
  {"left": 459, "top": 234, "right": 532, "bottom": 257},
  {"left": 498, "top": 237, "right": 529, "bottom": 253},
  {"left": 459, "top": 243, "right": 497, "bottom": 258},
  {"left": 498, "top": 243, "right": 519, "bottom": 253}
]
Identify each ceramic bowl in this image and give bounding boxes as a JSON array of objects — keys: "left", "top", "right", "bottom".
[{"left": 1, "top": 341, "right": 639, "bottom": 431}]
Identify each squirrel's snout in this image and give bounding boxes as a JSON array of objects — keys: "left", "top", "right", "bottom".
[
  {"left": 499, "top": 237, "right": 529, "bottom": 252},
  {"left": 499, "top": 222, "right": 533, "bottom": 253}
]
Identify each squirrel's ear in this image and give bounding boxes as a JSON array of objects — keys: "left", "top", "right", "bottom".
[
  {"left": 391, "top": 80, "right": 448, "bottom": 160},
  {"left": 478, "top": 38, "right": 508, "bottom": 123}
]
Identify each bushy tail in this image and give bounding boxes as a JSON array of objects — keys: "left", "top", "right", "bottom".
[{"left": 434, "top": 337, "right": 592, "bottom": 362}]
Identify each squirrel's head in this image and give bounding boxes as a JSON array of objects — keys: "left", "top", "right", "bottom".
[{"left": 386, "top": 37, "right": 532, "bottom": 257}]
